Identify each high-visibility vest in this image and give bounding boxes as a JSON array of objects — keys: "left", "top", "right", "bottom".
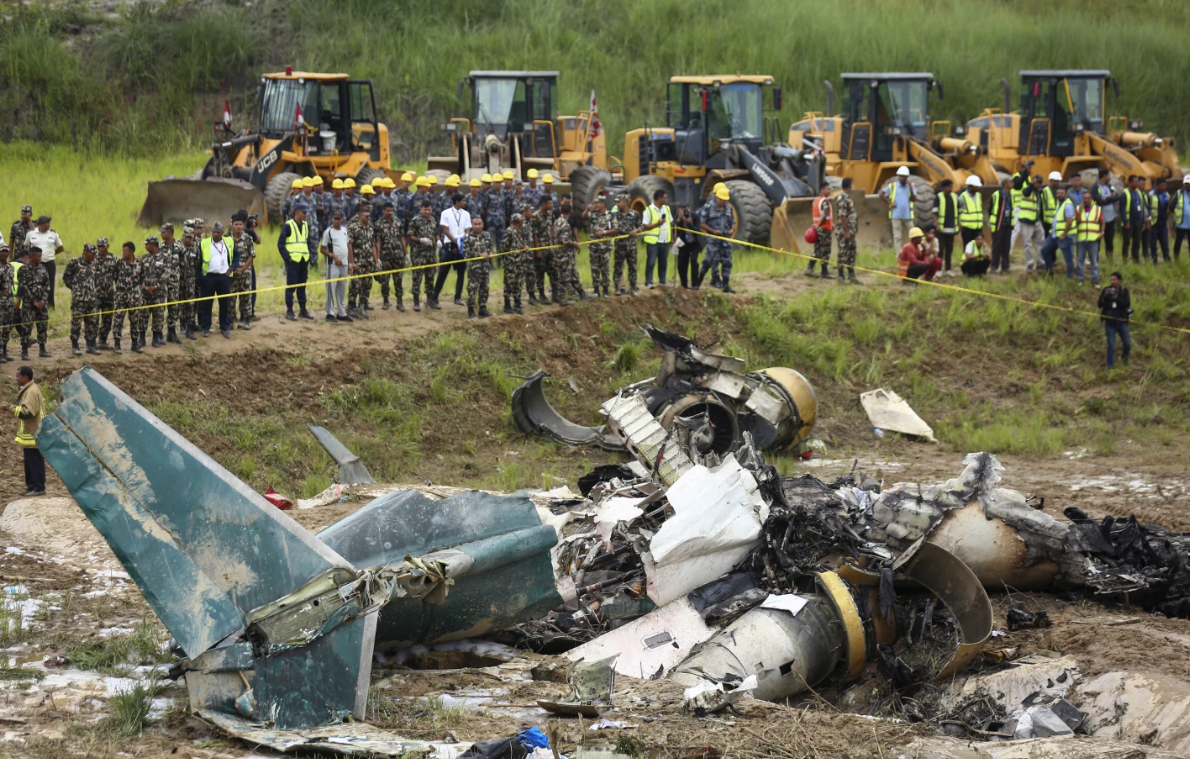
[
  {"left": 1076, "top": 205, "right": 1103, "bottom": 241},
  {"left": 200, "top": 236, "right": 236, "bottom": 275},
  {"left": 1122, "top": 188, "right": 1145, "bottom": 222},
  {"left": 1041, "top": 185, "right": 1058, "bottom": 222},
  {"left": 958, "top": 191, "right": 983, "bottom": 230},
  {"left": 989, "top": 191, "right": 1008, "bottom": 232},
  {"left": 11, "top": 261, "right": 22, "bottom": 297},
  {"left": 1010, "top": 171, "right": 1027, "bottom": 211},
  {"left": 937, "top": 192, "right": 958, "bottom": 229},
  {"left": 887, "top": 181, "right": 913, "bottom": 220},
  {"left": 1053, "top": 198, "right": 1075, "bottom": 237},
  {"left": 284, "top": 219, "right": 310, "bottom": 262},
  {"left": 813, "top": 196, "right": 833, "bottom": 231},
  {"left": 1174, "top": 189, "right": 1188, "bottom": 226},
  {"left": 642, "top": 204, "right": 672, "bottom": 244},
  {"left": 1148, "top": 190, "right": 1162, "bottom": 221},
  {"left": 1017, "top": 187, "right": 1039, "bottom": 223}
]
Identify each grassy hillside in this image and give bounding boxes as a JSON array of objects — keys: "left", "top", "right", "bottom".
[{"left": 3, "top": 0, "right": 1190, "bottom": 159}]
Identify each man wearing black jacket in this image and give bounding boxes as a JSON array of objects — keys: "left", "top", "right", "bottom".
[
  {"left": 1098, "top": 271, "right": 1131, "bottom": 369},
  {"left": 675, "top": 206, "right": 703, "bottom": 289}
]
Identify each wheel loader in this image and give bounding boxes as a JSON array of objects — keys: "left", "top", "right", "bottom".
[
  {"left": 426, "top": 71, "right": 612, "bottom": 205},
  {"left": 786, "top": 73, "right": 999, "bottom": 248},
  {"left": 599, "top": 74, "right": 823, "bottom": 252},
  {"left": 958, "top": 70, "right": 1184, "bottom": 191},
  {"left": 137, "top": 70, "right": 391, "bottom": 227}
]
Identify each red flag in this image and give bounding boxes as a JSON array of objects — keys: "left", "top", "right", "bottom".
[
  {"left": 294, "top": 102, "right": 304, "bottom": 130},
  {"left": 588, "top": 90, "right": 602, "bottom": 139},
  {"left": 222, "top": 100, "right": 233, "bottom": 129}
]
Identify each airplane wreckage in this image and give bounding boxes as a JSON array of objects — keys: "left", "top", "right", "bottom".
[{"left": 37, "top": 364, "right": 1190, "bottom": 741}]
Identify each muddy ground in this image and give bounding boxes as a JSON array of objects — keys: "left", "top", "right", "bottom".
[{"left": 0, "top": 269, "right": 1188, "bottom": 757}]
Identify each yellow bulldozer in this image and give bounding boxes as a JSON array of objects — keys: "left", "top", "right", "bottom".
[
  {"left": 138, "top": 69, "right": 392, "bottom": 227},
  {"left": 426, "top": 71, "right": 612, "bottom": 206},
  {"left": 599, "top": 74, "right": 824, "bottom": 252},
  {"left": 786, "top": 73, "right": 1000, "bottom": 247},
  {"left": 958, "top": 70, "right": 1185, "bottom": 191}
]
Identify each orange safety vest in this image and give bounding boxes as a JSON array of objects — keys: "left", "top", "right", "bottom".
[{"left": 813, "top": 196, "right": 833, "bottom": 232}]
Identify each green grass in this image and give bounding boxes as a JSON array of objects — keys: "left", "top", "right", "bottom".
[
  {"left": 104, "top": 678, "right": 163, "bottom": 737},
  {"left": 3, "top": 0, "right": 1190, "bottom": 160},
  {"left": 66, "top": 617, "right": 171, "bottom": 675}
]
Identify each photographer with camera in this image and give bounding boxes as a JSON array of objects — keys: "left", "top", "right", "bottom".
[{"left": 1098, "top": 271, "right": 1132, "bottom": 369}]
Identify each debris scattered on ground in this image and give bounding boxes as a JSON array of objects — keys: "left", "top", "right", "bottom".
[{"left": 860, "top": 387, "right": 937, "bottom": 442}]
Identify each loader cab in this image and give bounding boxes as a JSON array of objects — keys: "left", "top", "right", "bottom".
[
  {"left": 257, "top": 72, "right": 383, "bottom": 159},
  {"left": 457, "top": 71, "right": 558, "bottom": 152},
  {"left": 664, "top": 75, "right": 778, "bottom": 168},
  {"left": 1018, "top": 70, "right": 1114, "bottom": 157},
  {"left": 841, "top": 73, "right": 937, "bottom": 162}
]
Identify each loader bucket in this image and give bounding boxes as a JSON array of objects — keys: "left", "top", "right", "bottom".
[
  {"left": 770, "top": 198, "right": 809, "bottom": 258},
  {"left": 137, "top": 177, "right": 266, "bottom": 228},
  {"left": 771, "top": 189, "right": 891, "bottom": 258},
  {"left": 857, "top": 193, "right": 894, "bottom": 252}
]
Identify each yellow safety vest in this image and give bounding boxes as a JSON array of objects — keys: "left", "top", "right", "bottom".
[
  {"left": 1017, "top": 187, "right": 1039, "bottom": 223},
  {"left": 937, "top": 192, "right": 958, "bottom": 229},
  {"left": 1053, "top": 198, "right": 1075, "bottom": 237},
  {"left": 1009, "top": 171, "right": 1027, "bottom": 212},
  {"left": 642, "top": 204, "right": 672, "bottom": 244},
  {"left": 199, "top": 236, "right": 236, "bottom": 275},
  {"left": 989, "top": 191, "right": 1007, "bottom": 233},
  {"left": 10, "top": 261, "right": 22, "bottom": 297},
  {"left": 1076, "top": 205, "right": 1103, "bottom": 242},
  {"left": 958, "top": 191, "right": 983, "bottom": 230},
  {"left": 1148, "top": 190, "right": 1161, "bottom": 221},
  {"left": 284, "top": 219, "right": 310, "bottom": 262},
  {"left": 1174, "top": 189, "right": 1187, "bottom": 226},
  {"left": 887, "top": 181, "right": 913, "bottom": 220},
  {"left": 1041, "top": 185, "right": 1058, "bottom": 221}
]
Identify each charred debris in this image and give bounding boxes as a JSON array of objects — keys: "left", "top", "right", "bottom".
[{"left": 36, "top": 363, "right": 1190, "bottom": 737}]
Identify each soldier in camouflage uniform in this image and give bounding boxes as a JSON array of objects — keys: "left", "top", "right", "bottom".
[
  {"left": 464, "top": 181, "right": 485, "bottom": 220},
  {"left": 698, "top": 189, "right": 738, "bottom": 293},
  {"left": 92, "top": 238, "right": 118, "bottom": 349},
  {"left": 523, "top": 172, "right": 544, "bottom": 210},
  {"left": 17, "top": 246, "right": 51, "bottom": 359},
  {"left": 346, "top": 203, "right": 378, "bottom": 318},
  {"left": 325, "top": 180, "right": 351, "bottom": 230},
  {"left": 529, "top": 197, "right": 556, "bottom": 303},
  {"left": 140, "top": 236, "right": 168, "bottom": 347},
  {"left": 158, "top": 224, "right": 184, "bottom": 343},
  {"left": 230, "top": 212, "right": 256, "bottom": 328},
  {"left": 113, "top": 242, "right": 145, "bottom": 354},
  {"left": 463, "top": 216, "right": 495, "bottom": 319},
  {"left": 806, "top": 184, "right": 833, "bottom": 278},
  {"left": 552, "top": 200, "right": 587, "bottom": 303},
  {"left": 63, "top": 243, "right": 101, "bottom": 355},
  {"left": 394, "top": 173, "right": 414, "bottom": 231},
  {"left": 405, "top": 200, "right": 438, "bottom": 312},
  {"left": 0, "top": 244, "right": 14, "bottom": 362},
  {"left": 583, "top": 195, "right": 615, "bottom": 297},
  {"left": 611, "top": 195, "right": 642, "bottom": 294},
  {"left": 9, "top": 206, "right": 33, "bottom": 261},
  {"left": 834, "top": 179, "right": 860, "bottom": 283},
  {"left": 485, "top": 182, "right": 507, "bottom": 255},
  {"left": 179, "top": 220, "right": 201, "bottom": 339},
  {"left": 501, "top": 211, "right": 532, "bottom": 314},
  {"left": 374, "top": 202, "right": 408, "bottom": 311}
]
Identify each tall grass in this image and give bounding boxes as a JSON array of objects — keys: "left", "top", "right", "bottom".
[{"left": 3, "top": 0, "right": 1190, "bottom": 159}]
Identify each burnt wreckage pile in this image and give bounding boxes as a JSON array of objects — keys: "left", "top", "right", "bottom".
[{"left": 35, "top": 364, "right": 1190, "bottom": 736}]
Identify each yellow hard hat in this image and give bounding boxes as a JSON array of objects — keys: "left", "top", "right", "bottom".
[
  {"left": 502, "top": 170, "right": 515, "bottom": 180},
  {"left": 331, "top": 178, "right": 345, "bottom": 190},
  {"left": 445, "top": 176, "right": 460, "bottom": 188},
  {"left": 401, "top": 172, "right": 414, "bottom": 182},
  {"left": 909, "top": 226, "right": 924, "bottom": 239},
  {"left": 542, "top": 173, "right": 554, "bottom": 184},
  {"left": 304, "top": 177, "right": 320, "bottom": 188},
  {"left": 712, "top": 182, "right": 725, "bottom": 193},
  {"left": 360, "top": 185, "right": 376, "bottom": 195},
  {"left": 343, "top": 178, "right": 356, "bottom": 188},
  {"left": 311, "top": 175, "right": 324, "bottom": 185},
  {"left": 526, "top": 168, "right": 539, "bottom": 179},
  {"left": 715, "top": 187, "right": 730, "bottom": 201},
  {"left": 384, "top": 177, "right": 397, "bottom": 188},
  {"left": 480, "top": 173, "right": 493, "bottom": 183},
  {"left": 469, "top": 178, "right": 482, "bottom": 188},
  {"left": 292, "top": 177, "right": 306, "bottom": 189},
  {"left": 415, "top": 176, "right": 431, "bottom": 188}
]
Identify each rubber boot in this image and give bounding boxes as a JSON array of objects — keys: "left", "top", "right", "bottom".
[
  {"left": 396, "top": 297, "right": 405, "bottom": 312},
  {"left": 478, "top": 305, "right": 491, "bottom": 318},
  {"left": 85, "top": 339, "right": 100, "bottom": 356},
  {"left": 168, "top": 326, "right": 179, "bottom": 344},
  {"left": 503, "top": 295, "right": 514, "bottom": 315},
  {"left": 71, "top": 338, "right": 81, "bottom": 356},
  {"left": 413, "top": 293, "right": 421, "bottom": 312},
  {"left": 514, "top": 296, "right": 523, "bottom": 315},
  {"left": 113, "top": 338, "right": 122, "bottom": 355},
  {"left": 467, "top": 305, "right": 477, "bottom": 319}
]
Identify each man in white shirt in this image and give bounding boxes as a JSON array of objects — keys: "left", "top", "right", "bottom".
[
  {"left": 23, "top": 216, "right": 63, "bottom": 308},
  {"left": 432, "top": 192, "right": 471, "bottom": 307},
  {"left": 320, "top": 211, "right": 352, "bottom": 322},
  {"left": 198, "top": 221, "right": 238, "bottom": 337}
]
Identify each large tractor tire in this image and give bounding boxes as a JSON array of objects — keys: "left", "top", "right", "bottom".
[
  {"left": 265, "top": 171, "right": 303, "bottom": 226},
  {"left": 879, "top": 175, "right": 937, "bottom": 229},
  {"left": 627, "top": 175, "right": 674, "bottom": 215},
  {"left": 723, "top": 180, "right": 773, "bottom": 245},
  {"left": 570, "top": 166, "right": 612, "bottom": 209},
  {"left": 355, "top": 167, "right": 387, "bottom": 186}
]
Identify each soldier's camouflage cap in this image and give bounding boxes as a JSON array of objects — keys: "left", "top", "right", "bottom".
[
  {"left": 0, "top": 244, "right": 9, "bottom": 253},
  {"left": 97, "top": 237, "right": 109, "bottom": 246},
  {"left": 192, "top": 218, "right": 205, "bottom": 227},
  {"left": 20, "top": 205, "right": 31, "bottom": 215},
  {"left": 160, "top": 222, "right": 174, "bottom": 233},
  {"left": 83, "top": 243, "right": 97, "bottom": 253},
  {"left": 510, "top": 213, "right": 524, "bottom": 223},
  {"left": 616, "top": 193, "right": 629, "bottom": 202},
  {"left": 144, "top": 235, "right": 159, "bottom": 246},
  {"left": 519, "top": 203, "right": 534, "bottom": 213}
]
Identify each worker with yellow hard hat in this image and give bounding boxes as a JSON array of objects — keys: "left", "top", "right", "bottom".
[
  {"left": 897, "top": 225, "right": 940, "bottom": 281},
  {"left": 341, "top": 177, "right": 358, "bottom": 219},
  {"left": 465, "top": 178, "right": 485, "bottom": 220},
  {"left": 697, "top": 185, "right": 738, "bottom": 292},
  {"left": 539, "top": 173, "right": 559, "bottom": 218},
  {"left": 325, "top": 178, "right": 352, "bottom": 236},
  {"left": 394, "top": 172, "right": 416, "bottom": 229},
  {"left": 434, "top": 175, "right": 456, "bottom": 219},
  {"left": 524, "top": 168, "right": 543, "bottom": 209}
]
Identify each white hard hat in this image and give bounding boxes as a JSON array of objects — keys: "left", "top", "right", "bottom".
[
  {"left": 965, "top": 176, "right": 982, "bottom": 187},
  {"left": 1048, "top": 171, "right": 1063, "bottom": 181},
  {"left": 896, "top": 166, "right": 911, "bottom": 177},
  {"left": 1183, "top": 174, "right": 1190, "bottom": 184}
]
